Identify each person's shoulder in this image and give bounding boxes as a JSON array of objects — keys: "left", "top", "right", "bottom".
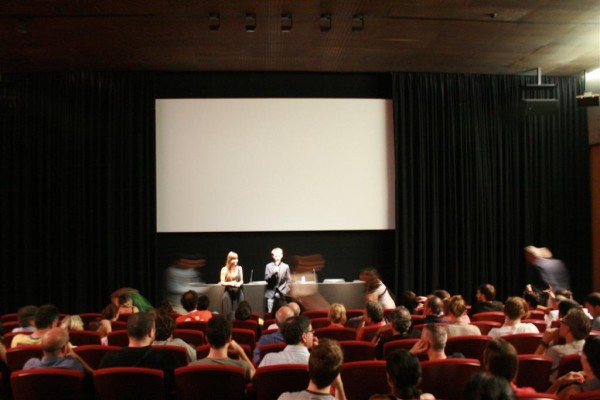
[{"left": 23, "top": 357, "right": 42, "bottom": 369}]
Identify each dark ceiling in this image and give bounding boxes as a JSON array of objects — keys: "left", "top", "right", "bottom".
[{"left": 1, "top": 0, "right": 599, "bottom": 76}]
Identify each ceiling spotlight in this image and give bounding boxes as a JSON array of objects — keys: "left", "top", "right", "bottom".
[
  {"left": 320, "top": 13, "right": 332, "bottom": 32},
  {"left": 245, "top": 13, "right": 256, "bottom": 32},
  {"left": 352, "top": 14, "right": 364, "bottom": 32},
  {"left": 209, "top": 12, "right": 220, "bottom": 31},
  {"left": 281, "top": 13, "right": 292, "bottom": 32}
]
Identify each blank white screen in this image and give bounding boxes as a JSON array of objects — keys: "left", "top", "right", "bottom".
[{"left": 156, "top": 98, "right": 395, "bottom": 232}]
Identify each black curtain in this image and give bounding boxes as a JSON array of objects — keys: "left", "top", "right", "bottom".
[
  {"left": 393, "top": 73, "right": 591, "bottom": 303},
  {"left": 0, "top": 73, "right": 156, "bottom": 313}
]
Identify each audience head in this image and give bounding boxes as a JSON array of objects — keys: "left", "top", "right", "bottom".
[
  {"left": 484, "top": 339, "right": 519, "bottom": 382},
  {"left": 522, "top": 291, "right": 541, "bottom": 309},
  {"left": 582, "top": 335, "right": 600, "bottom": 379},
  {"left": 271, "top": 298, "right": 288, "bottom": 316},
  {"left": 41, "top": 327, "right": 70, "bottom": 356},
  {"left": 464, "top": 372, "right": 516, "bottom": 400},
  {"left": 365, "top": 300, "right": 384, "bottom": 323},
  {"left": 555, "top": 289, "right": 573, "bottom": 300},
  {"left": 385, "top": 350, "right": 423, "bottom": 399},
  {"left": 127, "top": 312, "right": 155, "bottom": 341},
  {"left": 308, "top": 339, "right": 344, "bottom": 389},
  {"left": 101, "top": 303, "right": 119, "bottom": 320},
  {"left": 445, "top": 295, "right": 468, "bottom": 319},
  {"left": 35, "top": 304, "right": 60, "bottom": 330},
  {"left": 198, "top": 295, "right": 210, "bottom": 311},
  {"left": 558, "top": 299, "right": 580, "bottom": 318},
  {"left": 423, "top": 323, "right": 447, "bottom": 351},
  {"left": 154, "top": 311, "right": 176, "bottom": 341},
  {"left": 275, "top": 306, "right": 295, "bottom": 329},
  {"left": 560, "top": 308, "right": 591, "bottom": 340},
  {"left": 425, "top": 295, "right": 443, "bottom": 316},
  {"left": 288, "top": 302, "right": 301, "bottom": 316},
  {"left": 328, "top": 303, "right": 347, "bottom": 326},
  {"left": 584, "top": 292, "right": 600, "bottom": 317},
  {"left": 283, "top": 316, "right": 313, "bottom": 347},
  {"left": 206, "top": 315, "right": 231, "bottom": 348},
  {"left": 234, "top": 301, "right": 252, "bottom": 321},
  {"left": 433, "top": 289, "right": 451, "bottom": 301},
  {"left": 61, "top": 315, "right": 84, "bottom": 331},
  {"left": 477, "top": 284, "right": 496, "bottom": 302},
  {"left": 17, "top": 305, "right": 38, "bottom": 328},
  {"left": 181, "top": 290, "right": 199, "bottom": 312},
  {"left": 398, "top": 291, "right": 419, "bottom": 314},
  {"left": 389, "top": 306, "right": 412, "bottom": 334},
  {"left": 118, "top": 293, "right": 132, "bottom": 306},
  {"left": 503, "top": 297, "right": 526, "bottom": 320}
]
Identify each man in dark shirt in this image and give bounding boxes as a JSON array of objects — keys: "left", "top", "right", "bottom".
[
  {"left": 413, "top": 296, "right": 445, "bottom": 326},
  {"left": 469, "top": 283, "right": 503, "bottom": 316},
  {"left": 99, "top": 312, "right": 181, "bottom": 391},
  {"left": 374, "top": 306, "right": 420, "bottom": 359}
]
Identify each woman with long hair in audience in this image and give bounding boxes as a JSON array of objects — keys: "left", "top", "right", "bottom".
[
  {"left": 328, "top": 303, "right": 347, "bottom": 328},
  {"left": 444, "top": 295, "right": 480, "bottom": 336}
]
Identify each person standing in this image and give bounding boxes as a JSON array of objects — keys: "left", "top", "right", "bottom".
[
  {"left": 265, "top": 247, "right": 292, "bottom": 313},
  {"left": 220, "top": 251, "right": 245, "bottom": 316}
]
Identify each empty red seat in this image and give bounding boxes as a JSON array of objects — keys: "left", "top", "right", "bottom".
[
  {"left": 419, "top": 358, "right": 481, "bottom": 399},
  {"left": 73, "top": 344, "right": 120, "bottom": 370},
  {"left": 6, "top": 345, "right": 43, "bottom": 371},
  {"left": 11, "top": 368, "right": 86, "bottom": 400},
  {"left": 504, "top": 333, "right": 543, "bottom": 354},
  {"left": 68, "top": 330, "right": 102, "bottom": 346},
  {"left": 315, "top": 327, "right": 356, "bottom": 341},
  {"left": 471, "top": 312, "right": 505, "bottom": 324},
  {"left": 175, "top": 364, "right": 246, "bottom": 400},
  {"left": 255, "top": 364, "right": 309, "bottom": 400},
  {"left": 340, "top": 360, "right": 388, "bottom": 400},
  {"left": 339, "top": 340, "right": 376, "bottom": 362},
  {"left": 93, "top": 367, "right": 165, "bottom": 400},
  {"left": 516, "top": 354, "right": 552, "bottom": 393}
]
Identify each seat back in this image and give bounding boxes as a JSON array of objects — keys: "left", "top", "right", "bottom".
[
  {"left": 2, "top": 332, "right": 18, "bottom": 348},
  {"left": 445, "top": 335, "right": 491, "bottom": 363},
  {"left": 73, "top": 345, "right": 120, "bottom": 370},
  {"left": 79, "top": 313, "right": 103, "bottom": 329},
  {"left": 345, "top": 309, "right": 364, "bottom": 320},
  {"left": 110, "top": 320, "right": 127, "bottom": 331},
  {"left": 504, "top": 333, "right": 543, "bottom": 354},
  {"left": 232, "top": 319, "right": 259, "bottom": 335},
  {"left": 93, "top": 367, "right": 165, "bottom": 400},
  {"left": 231, "top": 328, "right": 256, "bottom": 352},
  {"left": 528, "top": 310, "right": 546, "bottom": 320},
  {"left": 6, "top": 345, "right": 43, "bottom": 371},
  {"left": 382, "top": 339, "right": 420, "bottom": 360},
  {"left": 556, "top": 353, "right": 582, "bottom": 377},
  {"left": 360, "top": 325, "right": 385, "bottom": 342},
  {"left": 68, "top": 330, "right": 102, "bottom": 346},
  {"left": 258, "top": 342, "right": 286, "bottom": 363},
  {"left": 0, "top": 313, "right": 18, "bottom": 323},
  {"left": 152, "top": 344, "right": 189, "bottom": 366},
  {"left": 175, "top": 321, "right": 208, "bottom": 334},
  {"left": 522, "top": 319, "right": 547, "bottom": 333},
  {"left": 173, "top": 329, "right": 205, "bottom": 347},
  {"left": 175, "top": 364, "right": 246, "bottom": 400},
  {"left": 315, "top": 327, "right": 356, "bottom": 341},
  {"left": 196, "top": 344, "right": 211, "bottom": 360},
  {"left": 11, "top": 368, "right": 85, "bottom": 400},
  {"left": 516, "top": 354, "right": 552, "bottom": 392},
  {"left": 419, "top": 358, "right": 481, "bottom": 400},
  {"left": 106, "top": 330, "right": 129, "bottom": 347},
  {"left": 310, "top": 317, "right": 331, "bottom": 330},
  {"left": 301, "top": 310, "right": 328, "bottom": 319},
  {"left": 339, "top": 340, "right": 375, "bottom": 362},
  {"left": 471, "top": 312, "right": 506, "bottom": 324},
  {"left": 255, "top": 364, "right": 309, "bottom": 400},
  {"left": 2, "top": 321, "right": 19, "bottom": 332},
  {"left": 570, "top": 390, "right": 600, "bottom": 400},
  {"left": 340, "top": 360, "right": 388, "bottom": 400},
  {"left": 470, "top": 321, "right": 501, "bottom": 335}
]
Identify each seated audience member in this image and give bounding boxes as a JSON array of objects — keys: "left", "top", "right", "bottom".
[
  {"left": 483, "top": 339, "right": 536, "bottom": 396},
  {"left": 370, "top": 350, "right": 434, "bottom": 400},
  {"left": 117, "top": 293, "right": 140, "bottom": 315},
  {"left": 23, "top": 327, "right": 92, "bottom": 374},
  {"left": 328, "top": 303, "right": 347, "bottom": 328},
  {"left": 374, "top": 306, "right": 420, "bottom": 359},
  {"left": 153, "top": 311, "right": 196, "bottom": 362},
  {"left": 397, "top": 291, "right": 420, "bottom": 315},
  {"left": 176, "top": 291, "right": 212, "bottom": 323},
  {"left": 409, "top": 323, "right": 462, "bottom": 361},
  {"left": 265, "top": 298, "right": 288, "bottom": 330},
  {"left": 522, "top": 284, "right": 542, "bottom": 312},
  {"left": 546, "top": 335, "right": 600, "bottom": 399},
  {"left": 99, "top": 312, "right": 182, "bottom": 391},
  {"left": 583, "top": 292, "right": 600, "bottom": 331},
  {"left": 111, "top": 287, "right": 153, "bottom": 312},
  {"left": 412, "top": 296, "right": 445, "bottom": 326},
  {"left": 356, "top": 301, "right": 387, "bottom": 340},
  {"left": 469, "top": 283, "right": 503, "bottom": 317},
  {"left": 234, "top": 300, "right": 253, "bottom": 321},
  {"left": 488, "top": 297, "right": 539, "bottom": 339},
  {"left": 288, "top": 302, "right": 301, "bottom": 317},
  {"left": 259, "top": 316, "right": 317, "bottom": 367},
  {"left": 433, "top": 289, "right": 451, "bottom": 302},
  {"left": 60, "top": 315, "right": 84, "bottom": 331},
  {"left": 12, "top": 305, "right": 38, "bottom": 333},
  {"left": 359, "top": 267, "right": 396, "bottom": 309},
  {"left": 92, "top": 303, "right": 119, "bottom": 344},
  {"left": 535, "top": 307, "right": 591, "bottom": 380},
  {"left": 278, "top": 339, "right": 346, "bottom": 400},
  {"left": 189, "top": 314, "right": 255, "bottom": 381},
  {"left": 253, "top": 305, "right": 294, "bottom": 364},
  {"left": 464, "top": 372, "right": 517, "bottom": 400},
  {"left": 11, "top": 304, "right": 61, "bottom": 347},
  {"left": 445, "top": 295, "right": 480, "bottom": 336}
]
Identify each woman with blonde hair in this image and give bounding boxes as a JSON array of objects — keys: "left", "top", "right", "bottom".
[
  {"left": 445, "top": 295, "right": 480, "bottom": 337},
  {"left": 220, "top": 251, "right": 245, "bottom": 316},
  {"left": 328, "top": 303, "right": 347, "bottom": 327}
]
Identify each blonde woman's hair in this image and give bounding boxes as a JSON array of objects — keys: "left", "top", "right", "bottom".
[{"left": 328, "top": 303, "right": 347, "bottom": 325}]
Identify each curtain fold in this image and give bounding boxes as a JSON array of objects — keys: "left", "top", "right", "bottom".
[
  {"left": 0, "top": 72, "right": 156, "bottom": 313},
  {"left": 393, "top": 73, "right": 591, "bottom": 301}
]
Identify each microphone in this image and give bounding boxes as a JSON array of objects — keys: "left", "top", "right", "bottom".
[
  {"left": 313, "top": 268, "right": 317, "bottom": 283},
  {"left": 250, "top": 269, "right": 254, "bottom": 283}
]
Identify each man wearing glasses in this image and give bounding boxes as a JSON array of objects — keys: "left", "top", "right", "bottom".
[{"left": 259, "top": 316, "right": 318, "bottom": 367}]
